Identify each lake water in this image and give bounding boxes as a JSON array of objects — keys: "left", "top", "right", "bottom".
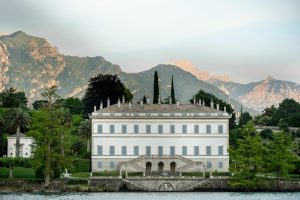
[{"left": 0, "top": 192, "right": 300, "bottom": 200}]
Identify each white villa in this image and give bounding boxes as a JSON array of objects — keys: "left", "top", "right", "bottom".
[
  {"left": 90, "top": 98, "right": 230, "bottom": 175},
  {"left": 7, "top": 133, "right": 35, "bottom": 158}
]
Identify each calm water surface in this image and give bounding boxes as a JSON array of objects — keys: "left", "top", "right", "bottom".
[{"left": 0, "top": 192, "right": 300, "bottom": 200}]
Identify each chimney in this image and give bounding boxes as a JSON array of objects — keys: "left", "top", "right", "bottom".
[
  {"left": 202, "top": 99, "right": 205, "bottom": 106},
  {"left": 100, "top": 101, "right": 103, "bottom": 110},
  {"left": 210, "top": 99, "right": 214, "bottom": 109},
  {"left": 169, "top": 96, "right": 172, "bottom": 104},
  {"left": 94, "top": 105, "right": 96, "bottom": 112},
  {"left": 147, "top": 96, "right": 150, "bottom": 104},
  {"left": 193, "top": 98, "right": 196, "bottom": 104},
  {"left": 216, "top": 104, "right": 220, "bottom": 110},
  {"left": 176, "top": 100, "right": 180, "bottom": 109},
  {"left": 224, "top": 106, "right": 227, "bottom": 113},
  {"left": 129, "top": 101, "right": 132, "bottom": 109},
  {"left": 107, "top": 97, "right": 110, "bottom": 107},
  {"left": 122, "top": 95, "right": 125, "bottom": 103},
  {"left": 140, "top": 100, "right": 143, "bottom": 109},
  {"left": 198, "top": 99, "right": 201, "bottom": 107},
  {"left": 158, "top": 95, "right": 161, "bottom": 104},
  {"left": 118, "top": 98, "right": 121, "bottom": 108}
]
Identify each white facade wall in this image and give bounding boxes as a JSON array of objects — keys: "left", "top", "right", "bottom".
[
  {"left": 7, "top": 137, "right": 34, "bottom": 158},
  {"left": 91, "top": 118, "right": 229, "bottom": 172}
]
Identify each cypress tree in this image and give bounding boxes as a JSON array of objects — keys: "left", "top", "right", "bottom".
[
  {"left": 153, "top": 71, "right": 159, "bottom": 104},
  {"left": 143, "top": 95, "right": 147, "bottom": 104},
  {"left": 171, "top": 76, "right": 175, "bottom": 104}
]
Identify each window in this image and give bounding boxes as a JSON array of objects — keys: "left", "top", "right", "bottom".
[
  {"left": 122, "top": 146, "right": 127, "bottom": 155},
  {"left": 206, "top": 125, "right": 211, "bottom": 134},
  {"left": 218, "top": 146, "right": 223, "bottom": 155},
  {"left": 146, "top": 125, "right": 151, "bottom": 134},
  {"left": 122, "top": 125, "right": 127, "bottom": 133},
  {"left": 182, "top": 146, "right": 187, "bottom": 156},
  {"left": 134, "top": 125, "right": 139, "bottom": 134},
  {"left": 109, "top": 146, "right": 115, "bottom": 156},
  {"left": 218, "top": 125, "right": 223, "bottom": 134},
  {"left": 206, "top": 146, "right": 211, "bottom": 155},
  {"left": 170, "top": 125, "right": 175, "bottom": 134},
  {"left": 170, "top": 146, "right": 175, "bottom": 156},
  {"left": 97, "top": 146, "right": 103, "bottom": 155},
  {"left": 194, "top": 146, "right": 199, "bottom": 156},
  {"left": 218, "top": 161, "right": 223, "bottom": 169},
  {"left": 207, "top": 161, "right": 212, "bottom": 169},
  {"left": 110, "top": 125, "right": 115, "bottom": 133},
  {"left": 146, "top": 146, "right": 151, "bottom": 156},
  {"left": 97, "top": 125, "right": 102, "bottom": 134},
  {"left": 158, "top": 125, "right": 163, "bottom": 134},
  {"left": 158, "top": 146, "right": 163, "bottom": 156},
  {"left": 182, "top": 125, "right": 187, "bottom": 134},
  {"left": 194, "top": 125, "right": 199, "bottom": 134},
  {"left": 134, "top": 146, "right": 139, "bottom": 156},
  {"left": 97, "top": 162, "right": 102, "bottom": 168},
  {"left": 110, "top": 161, "right": 114, "bottom": 169}
]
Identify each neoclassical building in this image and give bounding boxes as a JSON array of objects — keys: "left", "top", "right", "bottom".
[{"left": 90, "top": 98, "right": 230, "bottom": 175}]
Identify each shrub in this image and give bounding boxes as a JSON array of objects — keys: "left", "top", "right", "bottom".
[{"left": 71, "top": 159, "right": 90, "bottom": 173}]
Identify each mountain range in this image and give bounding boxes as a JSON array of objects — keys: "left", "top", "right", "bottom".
[{"left": 0, "top": 31, "right": 299, "bottom": 114}]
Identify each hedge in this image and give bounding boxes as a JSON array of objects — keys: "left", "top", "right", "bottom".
[
  {"left": 71, "top": 159, "right": 90, "bottom": 173},
  {"left": 0, "top": 157, "right": 33, "bottom": 168}
]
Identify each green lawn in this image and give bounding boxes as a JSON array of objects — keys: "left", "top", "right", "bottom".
[
  {"left": 0, "top": 167, "right": 35, "bottom": 179},
  {"left": 71, "top": 172, "right": 90, "bottom": 178}
]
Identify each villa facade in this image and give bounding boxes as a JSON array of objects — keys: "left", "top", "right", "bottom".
[
  {"left": 7, "top": 133, "right": 35, "bottom": 158},
  {"left": 90, "top": 99, "right": 230, "bottom": 175}
]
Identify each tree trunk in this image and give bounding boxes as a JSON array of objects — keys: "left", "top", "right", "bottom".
[
  {"left": 61, "top": 131, "right": 64, "bottom": 157},
  {"left": 87, "top": 139, "right": 90, "bottom": 152},
  {"left": 16, "top": 126, "right": 20, "bottom": 157},
  {"left": 45, "top": 142, "right": 51, "bottom": 186}
]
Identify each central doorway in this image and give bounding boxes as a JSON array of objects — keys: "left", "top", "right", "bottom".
[{"left": 158, "top": 162, "right": 164, "bottom": 173}]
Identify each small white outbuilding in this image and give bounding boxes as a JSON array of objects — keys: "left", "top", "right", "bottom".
[{"left": 7, "top": 133, "right": 35, "bottom": 158}]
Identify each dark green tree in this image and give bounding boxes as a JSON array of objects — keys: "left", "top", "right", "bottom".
[
  {"left": 153, "top": 71, "right": 159, "bottom": 104},
  {"left": 62, "top": 97, "right": 83, "bottom": 115},
  {"left": 171, "top": 76, "right": 176, "bottom": 104},
  {"left": 276, "top": 99, "right": 300, "bottom": 126},
  {"left": 32, "top": 100, "right": 48, "bottom": 110},
  {"left": 239, "top": 111, "right": 253, "bottom": 127},
  {"left": 191, "top": 90, "right": 236, "bottom": 129},
  {"left": 78, "top": 119, "right": 91, "bottom": 152},
  {"left": 82, "top": 74, "right": 133, "bottom": 115},
  {"left": 265, "top": 131, "right": 298, "bottom": 190},
  {"left": 0, "top": 87, "right": 28, "bottom": 108},
  {"left": 229, "top": 123, "right": 267, "bottom": 191}
]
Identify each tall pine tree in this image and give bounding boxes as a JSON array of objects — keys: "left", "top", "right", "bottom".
[
  {"left": 171, "top": 76, "right": 176, "bottom": 104},
  {"left": 153, "top": 71, "right": 159, "bottom": 104}
]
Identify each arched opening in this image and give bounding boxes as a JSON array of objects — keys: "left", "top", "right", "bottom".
[
  {"left": 146, "top": 162, "right": 152, "bottom": 173},
  {"left": 158, "top": 162, "right": 164, "bottom": 173},
  {"left": 170, "top": 162, "right": 176, "bottom": 173}
]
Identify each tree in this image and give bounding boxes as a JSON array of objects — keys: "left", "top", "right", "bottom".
[
  {"left": 265, "top": 131, "right": 298, "bottom": 190},
  {"left": 32, "top": 100, "right": 48, "bottom": 110},
  {"left": 153, "top": 71, "right": 159, "bottom": 104},
  {"left": 42, "top": 85, "right": 60, "bottom": 109},
  {"left": 5, "top": 108, "right": 31, "bottom": 157},
  {"left": 62, "top": 97, "right": 83, "bottom": 115},
  {"left": 276, "top": 99, "right": 300, "bottom": 127},
  {"left": 82, "top": 74, "right": 133, "bottom": 115},
  {"left": 142, "top": 96, "right": 147, "bottom": 104},
  {"left": 0, "top": 87, "right": 28, "bottom": 108},
  {"left": 78, "top": 120, "right": 91, "bottom": 152},
  {"left": 171, "top": 76, "right": 176, "bottom": 104},
  {"left": 229, "top": 123, "right": 267, "bottom": 191},
  {"left": 28, "top": 109, "right": 71, "bottom": 186},
  {"left": 239, "top": 111, "right": 253, "bottom": 127},
  {"left": 191, "top": 90, "right": 236, "bottom": 129}
]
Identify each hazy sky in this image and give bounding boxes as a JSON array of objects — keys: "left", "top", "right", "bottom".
[{"left": 1, "top": 0, "right": 300, "bottom": 83}]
